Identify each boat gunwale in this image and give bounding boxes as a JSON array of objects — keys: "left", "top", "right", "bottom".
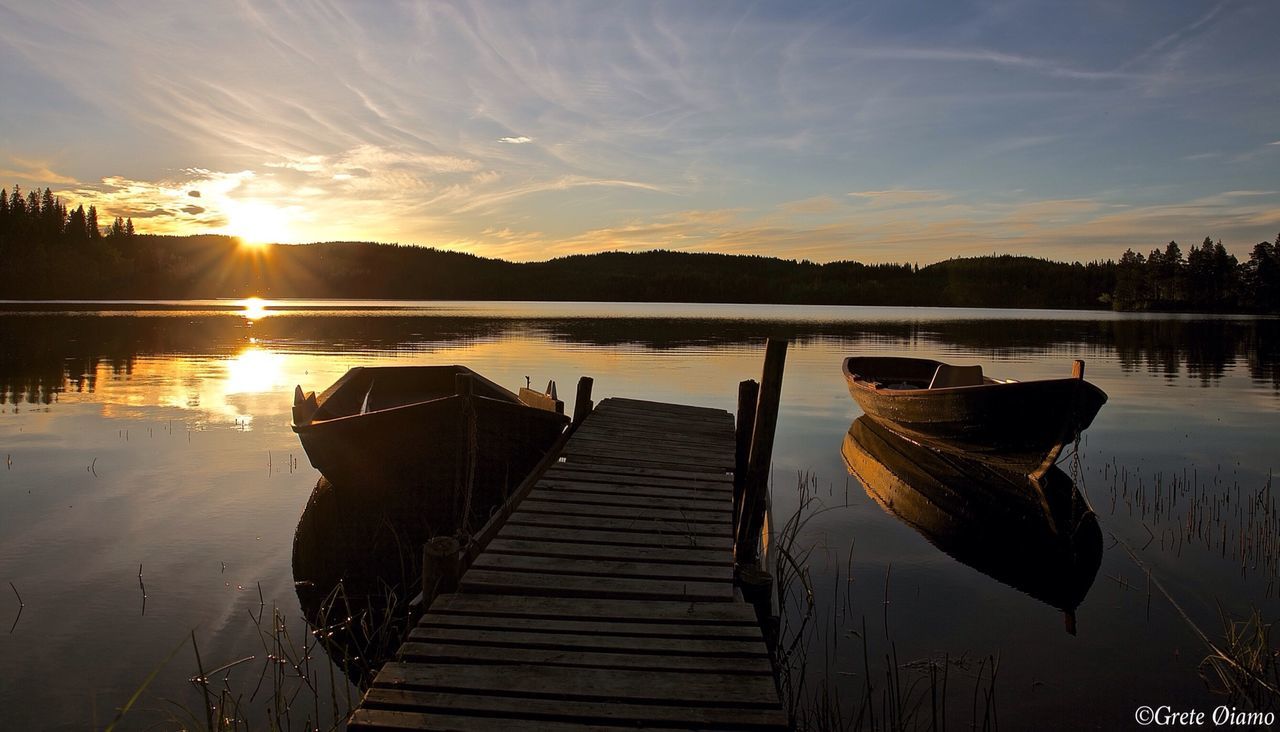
[
  {"left": 292, "top": 364, "right": 568, "bottom": 432},
  {"left": 841, "top": 356, "right": 1107, "bottom": 400}
]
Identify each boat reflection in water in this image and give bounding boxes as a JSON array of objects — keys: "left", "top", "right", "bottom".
[
  {"left": 841, "top": 416, "right": 1103, "bottom": 634},
  {"left": 290, "top": 368, "right": 568, "bottom": 686}
]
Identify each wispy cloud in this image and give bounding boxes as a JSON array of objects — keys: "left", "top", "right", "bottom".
[
  {"left": 1, "top": 2, "right": 1277, "bottom": 262},
  {"left": 0, "top": 157, "right": 79, "bottom": 186},
  {"left": 848, "top": 189, "right": 953, "bottom": 206}
]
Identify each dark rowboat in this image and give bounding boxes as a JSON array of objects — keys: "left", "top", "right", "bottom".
[
  {"left": 842, "top": 356, "right": 1107, "bottom": 477},
  {"left": 292, "top": 366, "right": 568, "bottom": 532},
  {"left": 841, "top": 416, "right": 1102, "bottom": 634}
]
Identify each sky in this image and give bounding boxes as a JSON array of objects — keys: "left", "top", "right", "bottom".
[{"left": 1, "top": 0, "right": 1278, "bottom": 264}]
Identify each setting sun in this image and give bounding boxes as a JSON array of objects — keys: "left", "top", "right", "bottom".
[{"left": 226, "top": 200, "right": 294, "bottom": 245}]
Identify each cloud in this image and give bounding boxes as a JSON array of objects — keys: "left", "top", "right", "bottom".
[
  {"left": 848, "top": 189, "right": 953, "bottom": 206},
  {"left": 0, "top": 157, "right": 79, "bottom": 186},
  {"left": 499, "top": 136, "right": 533, "bottom": 144},
  {"left": 779, "top": 195, "right": 841, "bottom": 215}
]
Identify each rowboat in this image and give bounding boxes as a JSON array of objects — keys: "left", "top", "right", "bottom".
[
  {"left": 841, "top": 416, "right": 1102, "bottom": 634},
  {"left": 841, "top": 356, "right": 1107, "bottom": 477},
  {"left": 292, "top": 366, "right": 569, "bottom": 533}
]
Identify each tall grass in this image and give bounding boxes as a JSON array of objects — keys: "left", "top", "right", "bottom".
[{"left": 771, "top": 471, "right": 1001, "bottom": 731}]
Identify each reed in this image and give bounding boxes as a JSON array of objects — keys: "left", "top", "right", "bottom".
[
  {"left": 1199, "top": 605, "right": 1280, "bottom": 711},
  {"left": 772, "top": 470, "right": 1001, "bottom": 731}
]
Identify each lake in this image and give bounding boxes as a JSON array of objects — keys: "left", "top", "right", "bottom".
[{"left": 0, "top": 301, "right": 1276, "bottom": 730}]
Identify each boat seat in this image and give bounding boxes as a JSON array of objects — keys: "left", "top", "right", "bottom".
[{"left": 928, "top": 364, "right": 984, "bottom": 389}]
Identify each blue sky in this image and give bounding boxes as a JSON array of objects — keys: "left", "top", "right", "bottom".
[{"left": 1, "top": 0, "right": 1277, "bottom": 263}]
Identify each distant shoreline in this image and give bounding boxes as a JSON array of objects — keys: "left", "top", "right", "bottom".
[{"left": 0, "top": 298, "right": 1273, "bottom": 320}]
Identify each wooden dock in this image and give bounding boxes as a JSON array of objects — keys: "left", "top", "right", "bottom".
[{"left": 349, "top": 396, "right": 788, "bottom": 730}]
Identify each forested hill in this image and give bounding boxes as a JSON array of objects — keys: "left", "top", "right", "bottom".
[
  {"left": 3, "top": 184, "right": 1279, "bottom": 310},
  {"left": 0, "top": 232, "right": 1120, "bottom": 308},
  {"left": 2, "top": 221, "right": 1278, "bottom": 312}
]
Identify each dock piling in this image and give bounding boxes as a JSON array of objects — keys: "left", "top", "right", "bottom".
[
  {"left": 734, "top": 378, "right": 760, "bottom": 536},
  {"left": 735, "top": 338, "right": 788, "bottom": 567},
  {"left": 422, "top": 536, "right": 463, "bottom": 605},
  {"left": 572, "top": 375, "right": 595, "bottom": 425}
]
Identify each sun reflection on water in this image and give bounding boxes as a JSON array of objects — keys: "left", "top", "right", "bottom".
[
  {"left": 239, "top": 297, "right": 272, "bottom": 320},
  {"left": 224, "top": 346, "right": 287, "bottom": 396}
]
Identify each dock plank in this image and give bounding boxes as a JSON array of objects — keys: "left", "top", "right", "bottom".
[
  {"left": 398, "top": 640, "right": 774, "bottom": 674},
  {"left": 517, "top": 497, "right": 730, "bottom": 523},
  {"left": 349, "top": 397, "right": 785, "bottom": 731},
  {"left": 469, "top": 552, "right": 733, "bottom": 582},
  {"left": 358, "top": 688, "right": 788, "bottom": 730},
  {"left": 461, "top": 568, "right": 732, "bottom": 601}
]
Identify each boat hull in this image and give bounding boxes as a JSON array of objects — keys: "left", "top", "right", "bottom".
[
  {"left": 293, "top": 366, "right": 567, "bottom": 532},
  {"left": 842, "top": 356, "right": 1107, "bottom": 476}
]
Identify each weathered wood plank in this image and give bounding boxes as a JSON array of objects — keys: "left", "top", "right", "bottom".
[
  {"left": 573, "top": 423, "right": 737, "bottom": 449},
  {"left": 396, "top": 640, "right": 774, "bottom": 674},
  {"left": 418, "top": 613, "right": 761, "bottom": 640},
  {"left": 517, "top": 497, "right": 730, "bottom": 524},
  {"left": 372, "top": 661, "right": 782, "bottom": 707},
  {"left": 506, "top": 510, "right": 732, "bottom": 537},
  {"left": 589, "top": 405, "right": 732, "bottom": 426},
  {"left": 469, "top": 552, "right": 732, "bottom": 582},
  {"left": 406, "top": 627, "right": 764, "bottom": 657},
  {"left": 604, "top": 396, "right": 730, "bottom": 416},
  {"left": 527, "top": 486, "right": 730, "bottom": 511},
  {"left": 586, "top": 413, "right": 733, "bottom": 435},
  {"left": 546, "top": 461, "right": 733, "bottom": 483},
  {"left": 595, "top": 407, "right": 732, "bottom": 425},
  {"left": 461, "top": 569, "right": 732, "bottom": 601},
  {"left": 485, "top": 538, "right": 729, "bottom": 567},
  {"left": 534, "top": 480, "right": 732, "bottom": 504},
  {"left": 349, "top": 706, "right": 654, "bottom": 732},
  {"left": 429, "top": 593, "right": 759, "bottom": 624},
  {"left": 565, "top": 434, "right": 737, "bottom": 463},
  {"left": 542, "top": 467, "right": 733, "bottom": 490},
  {"left": 357, "top": 688, "right": 788, "bottom": 730},
  {"left": 564, "top": 442, "right": 735, "bottom": 469},
  {"left": 496, "top": 523, "right": 734, "bottom": 551},
  {"left": 562, "top": 453, "right": 733, "bottom": 474}
]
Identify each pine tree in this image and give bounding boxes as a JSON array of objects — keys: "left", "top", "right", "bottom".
[
  {"left": 87, "top": 206, "right": 100, "bottom": 239},
  {"left": 124, "top": 217, "right": 135, "bottom": 237},
  {"left": 66, "top": 205, "right": 88, "bottom": 241}
]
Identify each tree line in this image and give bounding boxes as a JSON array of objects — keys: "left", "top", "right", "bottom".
[
  {"left": 1114, "top": 236, "right": 1280, "bottom": 312},
  {"left": 0, "top": 185, "right": 139, "bottom": 295},
  {"left": 0, "top": 184, "right": 1277, "bottom": 312}
]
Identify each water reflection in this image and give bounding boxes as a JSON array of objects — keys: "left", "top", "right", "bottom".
[
  {"left": 842, "top": 416, "right": 1103, "bottom": 634},
  {"left": 1, "top": 309, "right": 1277, "bottom": 407}
]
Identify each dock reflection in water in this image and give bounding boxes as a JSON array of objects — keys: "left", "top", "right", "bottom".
[{"left": 841, "top": 416, "right": 1103, "bottom": 634}]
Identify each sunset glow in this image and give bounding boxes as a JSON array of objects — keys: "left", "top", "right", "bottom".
[{"left": 2, "top": 3, "right": 1278, "bottom": 263}]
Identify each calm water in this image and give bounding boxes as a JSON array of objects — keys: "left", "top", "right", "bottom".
[{"left": 0, "top": 301, "right": 1276, "bottom": 730}]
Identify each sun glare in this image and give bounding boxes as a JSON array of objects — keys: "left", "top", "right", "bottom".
[
  {"left": 227, "top": 200, "right": 293, "bottom": 245},
  {"left": 223, "top": 346, "right": 287, "bottom": 395},
  {"left": 239, "top": 297, "right": 271, "bottom": 320}
]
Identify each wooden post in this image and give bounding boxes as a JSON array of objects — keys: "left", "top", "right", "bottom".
[
  {"left": 733, "top": 379, "right": 760, "bottom": 536},
  {"left": 1072, "top": 359, "right": 1085, "bottom": 380},
  {"left": 422, "top": 536, "right": 463, "bottom": 608},
  {"left": 455, "top": 372, "right": 474, "bottom": 399},
  {"left": 735, "top": 339, "right": 787, "bottom": 566},
  {"left": 572, "top": 376, "right": 594, "bottom": 425},
  {"left": 736, "top": 565, "right": 777, "bottom": 655}
]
